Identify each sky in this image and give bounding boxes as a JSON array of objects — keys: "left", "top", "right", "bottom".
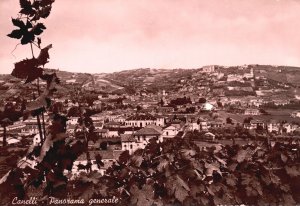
[{"left": 1, "top": 0, "right": 300, "bottom": 74}]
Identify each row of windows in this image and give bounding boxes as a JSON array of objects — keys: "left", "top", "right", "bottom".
[
  {"left": 124, "top": 144, "right": 133, "bottom": 149},
  {"left": 125, "top": 121, "right": 156, "bottom": 126},
  {"left": 123, "top": 143, "right": 147, "bottom": 149}
]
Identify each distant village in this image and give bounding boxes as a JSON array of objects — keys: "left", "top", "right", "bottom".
[{"left": 1, "top": 64, "right": 300, "bottom": 176}]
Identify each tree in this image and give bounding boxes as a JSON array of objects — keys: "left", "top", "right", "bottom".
[
  {"left": 199, "top": 97, "right": 207, "bottom": 103},
  {"left": 217, "top": 101, "right": 223, "bottom": 108},
  {"left": 136, "top": 105, "right": 142, "bottom": 111},
  {"left": 159, "top": 98, "right": 164, "bottom": 106},
  {"left": 226, "top": 117, "right": 233, "bottom": 124},
  {"left": 244, "top": 117, "right": 253, "bottom": 124},
  {"left": 100, "top": 141, "right": 108, "bottom": 150}
]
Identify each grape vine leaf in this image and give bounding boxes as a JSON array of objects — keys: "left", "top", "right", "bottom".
[
  {"left": 166, "top": 175, "right": 190, "bottom": 203},
  {"left": 12, "top": 18, "right": 25, "bottom": 28},
  {"left": 40, "top": 0, "right": 55, "bottom": 7},
  {"left": 32, "top": 23, "right": 46, "bottom": 35},
  {"left": 285, "top": 165, "right": 300, "bottom": 177},
  {"left": 11, "top": 58, "right": 43, "bottom": 83},
  {"left": 39, "top": 6, "right": 52, "bottom": 19},
  {"left": 19, "top": 0, "right": 35, "bottom": 16},
  {"left": 7, "top": 30, "right": 23, "bottom": 39},
  {"left": 26, "top": 93, "right": 51, "bottom": 111},
  {"left": 130, "top": 184, "right": 154, "bottom": 206}
]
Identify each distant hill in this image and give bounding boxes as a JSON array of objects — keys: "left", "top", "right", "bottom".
[
  {"left": 251, "top": 65, "right": 300, "bottom": 86},
  {"left": 1, "top": 65, "right": 300, "bottom": 99}
]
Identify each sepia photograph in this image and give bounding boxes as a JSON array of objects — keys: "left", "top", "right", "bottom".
[{"left": 0, "top": 0, "right": 300, "bottom": 205}]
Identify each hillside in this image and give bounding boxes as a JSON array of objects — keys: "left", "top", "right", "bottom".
[{"left": 1, "top": 65, "right": 300, "bottom": 99}]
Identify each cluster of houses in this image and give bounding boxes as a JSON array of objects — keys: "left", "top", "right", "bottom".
[{"left": 1, "top": 65, "right": 300, "bottom": 176}]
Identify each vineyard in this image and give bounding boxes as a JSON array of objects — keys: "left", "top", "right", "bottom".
[{"left": 0, "top": 132, "right": 300, "bottom": 205}]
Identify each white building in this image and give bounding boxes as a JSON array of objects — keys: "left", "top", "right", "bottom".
[
  {"left": 227, "top": 74, "right": 243, "bottom": 82},
  {"left": 121, "top": 127, "right": 162, "bottom": 154},
  {"left": 7, "top": 122, "right": 26, "bottom": 132},
  {"left": 162, "top": 125, "right": 179, "bottom": 139},
  {"left": 244, "top": 108, "right": 260, "bottom": 116},
  {"left": 291, "top": 111, "right": 300, "bottom": 118},
  {"left": 201, "top": 102, "right": 214, "bottom": 111},
  {"left": 200, "top": 65, "right": 215, "bottom": 73},
  {"left": 125, "top": 114, "right": 165, "bottom": 127},
  {"left": 67, "top": 117, "right": 79, "bottom": 125}
]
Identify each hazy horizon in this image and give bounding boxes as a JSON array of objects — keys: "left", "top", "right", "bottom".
[{"left": 1, "top": 0, "right": 300, "bottom": 74}]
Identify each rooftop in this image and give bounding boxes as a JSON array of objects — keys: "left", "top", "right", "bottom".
[
  {"left": 120, "top": 134, "right": 136, "bottom": 142},
  {"left": 134, "top": 127, "right": 162, "bottom": 136},
  {"left": 126, "top": 113, "right": 156, "bottom": 121}
]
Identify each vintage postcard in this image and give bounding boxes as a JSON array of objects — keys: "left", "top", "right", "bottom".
[{"left": 0, "top": 0, "right": 300, "bottom": 205}]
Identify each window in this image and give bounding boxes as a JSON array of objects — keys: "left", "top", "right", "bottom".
[{"left": 130, "top": 145, "right": 133, "bottom": 149}]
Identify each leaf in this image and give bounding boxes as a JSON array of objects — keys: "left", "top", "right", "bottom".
[
  {"left": 180, "top": 149, "right": 196, "bottom": 160},
  {"left": 26, "top": 20, "right": 33, "bottom": 28},
  {"left": 241, "top": 174, "right": 251, "bottom": 185},
  {"left": 7, "top": 29, "right": 22, "bottom": 39},
  {"left": 235, "top": 148, "right": 252, "bottom": 163},
  {"left": 176, "top": 175, "right": 190, "bottom": 191},
  {"left": 19, "top": 0, "right": 35, "bottom": 16},
  {"left": 26, "top": 93, "right": 50, "bottom": 111},
  {"left": 25, "top": 67, "right": 43, "bottom": 83},
  {"left": 12, "top": 18, "right": 25, "bottom": 28},
  {"left": 37, "top": 44, "right": 52, "bottom": 66},
  {"left": 281, "top": 153, "right": 288, "bottom": 163},
  {"left": 11, "top": 58, "right": 43, "bottom": 83},
  {"left": 40, "top": 0, "right": 55, "bottom": 7},
  {"left": 40, "top": 6, "right": 52, "bottom": 18},
  {"left": 285, "top": 165, "right": 300, "bottom": 177},
  {"left": 130, "top": 155, "right": 143, "bottom": 167},
  {"left": 32, "top": 0, "right": 41, "bottom": 9},
  {"left": 130, "top": 184, "right": 154, "bottom": 206},
  {"left": 280, "top": 184, "right": 290, "bottom": 193},
  {"left": 40, "top": 72, "right": 60, "bottom": 90},
  {"left": 166, "top": 175, "right": 190, "bottom": 203},
  {"left": 19, "top": 0, "right": 31, "bottom": 9},
  {"left": 81, "top": 171, "right": 102, "bottom": 184},
  {"left": 283, "top": 194, "right": 296, "bottom": 205},
  {"left": 32, "top": 23, "right": 46, "bottom": 35},
  {"left": 37, "top": 134, "right": 53, "bottom": 162},
  {"left": 157, "top": 158, "right": 168, "bottom": 172},
  {"left": 21, "top": 31, "right": 35, "bottom": 44},
  {"left": 214, "top": 155, "right": 227, "bottom": 166},
  {"left": 70, "top": 140, "right": 86, "bottom": 157},
  {"left": 205, "top": 162, "right": 221, "bottom": 177},
  {"left": 245, "top": 186, "right": 258, "bottom": 197},
  {"left": 118, "top": 150, "right": 130, "bottom": 164},
  {"left": 225, "top": 174, "right": 237, "bottom": 187}
]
